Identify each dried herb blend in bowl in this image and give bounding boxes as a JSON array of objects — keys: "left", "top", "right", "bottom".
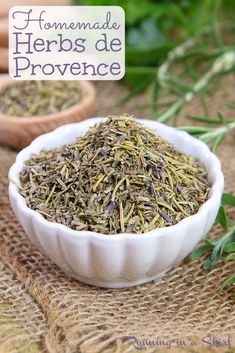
[
  {"left": 19, "top": 116, "right": 210, "bottom": 234},
  {"left": 0, "top": 80, "right": 82, "bottom": 117}
]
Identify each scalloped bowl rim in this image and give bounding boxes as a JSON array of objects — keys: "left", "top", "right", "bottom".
[{"left": 8, "top": 117, "right": 224, "bottom": 242}]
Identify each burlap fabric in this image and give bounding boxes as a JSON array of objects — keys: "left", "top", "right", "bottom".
[{"left": 0, "top": 77, "right": 234, "bottom": 353}]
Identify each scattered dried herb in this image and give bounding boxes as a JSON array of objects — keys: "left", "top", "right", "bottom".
[
  {"left": 19, "top": 115, "right": 210, "bottom": 234},
  {"left": 0, "top": 81, "right": 82, "bottom": 117}
]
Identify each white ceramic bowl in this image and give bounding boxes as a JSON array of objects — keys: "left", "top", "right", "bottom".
[{"left": 8, "top": 118, "right": 224, "bottom": 288}]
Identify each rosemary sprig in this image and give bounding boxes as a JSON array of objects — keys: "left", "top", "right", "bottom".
[
  {"left": 179, "top": 114, "right": 235, "bottom": 152},
  {"left": 191, "top": 193, "right": 235, "bottom": 291},
  {"left": 155, "top": 45, "right": 235, "bottom": 123},
  {"left": 152, "top": 26, "right": 235, "bottom": 292},
  {"left": 146, "top": 21, "right": 235, "bottom": 124}
]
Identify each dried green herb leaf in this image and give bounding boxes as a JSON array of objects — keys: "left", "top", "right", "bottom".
[
  {"left": 19, "top": 115, "right": 210, "bottom": 235},
  {"left": 0, "top": 81, "right": 82, "bottom": 117}
]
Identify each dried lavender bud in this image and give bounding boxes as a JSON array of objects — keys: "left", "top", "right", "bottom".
[
  {"left": 176, "top": 185, "right": 183, "bottom": 192},
  {"left": 22, "top": 166, "right": 32, "bottom": 174},
  {"left": 101, "top": 149, "right": 109, "bottom": 157},
  {"left": 107, "top": 202, "right": 116, "bottom": 212},
  {"left": 152, "top": 167, "right": 161, "bottom": 179},
  {"left": 159, "top": 211, "right": 173, "bottom": 223},
  {"left": 145, "top": 154, "right": 152, "bottom": 161},
  {"left": 146, "top": 181, "right": 156, "bottom": 197}
]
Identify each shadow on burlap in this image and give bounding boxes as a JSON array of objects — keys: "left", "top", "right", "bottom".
[{"left": 0, "top": 77, "right": 234, "bottom": 353}]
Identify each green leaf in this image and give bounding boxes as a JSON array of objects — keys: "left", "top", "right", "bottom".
[
  {"left": 169, "top": 3, "right": 195, "bottom": 36},
  {"left": 222, "top": 193, "right": 235, "bottom": 207},
  {"left": 179, "top": 126, "right": 212, "bottom": 133},
  {"left": 190, "top": 0, "right": 214, "bottom": 35},
  {"left": 186, "top": 115, "right": 223, "bottom": 125},
  {"left": 217, "top": 111, "right": 225, "bottom": 123},
  {"left": 167, "top": 76, "right": 193, "bottom": 92},
  {"left": 124, "top": 1, "right": 169, "bottom": 27},
  {"left": 200, "top": 93, "right": 209, "bottom": 116},
  {"left": 125, "top": 0, "right": 155, "bottom": 26},
  {"left": 118, "top": 74, "right": 154, "bottom": 106},
  {"left": 226, "top": 253, "right": 235, "bottom": 261},
  {"left": 211, "top": 132, "right": 226, "bottom": 153},
  {"left": 216, "top": 206, "right": 228, "bottom": 230},
  {"left": 228, "top": 219, "right": 235, "bottom": 227},
  {"left": 191, "top": 244, "right": 212, "bottom": 260},
  {"left": 151, "top": 79, "right": 160, "bottom": 112},
  {"left": 209, "top": 242, "right": 224, "bottom": 266},
  {"left": 226, "top": 102, "right": 235, "bottom": 110},
  {"left": 203, "top": 257, "right": 215, "bottom": 269},
  {"left": 126, "top": 42, "right": 173, "bottom": 66},
  {"left": 211, "top": 0, "right": 224, "bottom": 48},
  {"left": 223, "top": 242, "right": 235, "bottom": 253},
  {"left": 123, "top": 66, "right": 156, "bottom": 87},
  {"left": 203, "top": 243, "right": 225, "bottom": 269},
  {"left": 126, "top": 18, "right": 165, "bottom": 48},
  {"left": 221, "top": 275, "right": 235, "bottom": 290}
]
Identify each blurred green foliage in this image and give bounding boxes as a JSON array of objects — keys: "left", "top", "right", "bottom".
[{"left": 75, "top": 0, "right": 235, "bottom": 87}]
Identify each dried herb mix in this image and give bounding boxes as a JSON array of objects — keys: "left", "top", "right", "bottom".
[
  {"left": 19, "top": 116, "right": 210, "bottom": 234},
  {"left": 0, "top": 81, "right": 82, "bottom": 117}
]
